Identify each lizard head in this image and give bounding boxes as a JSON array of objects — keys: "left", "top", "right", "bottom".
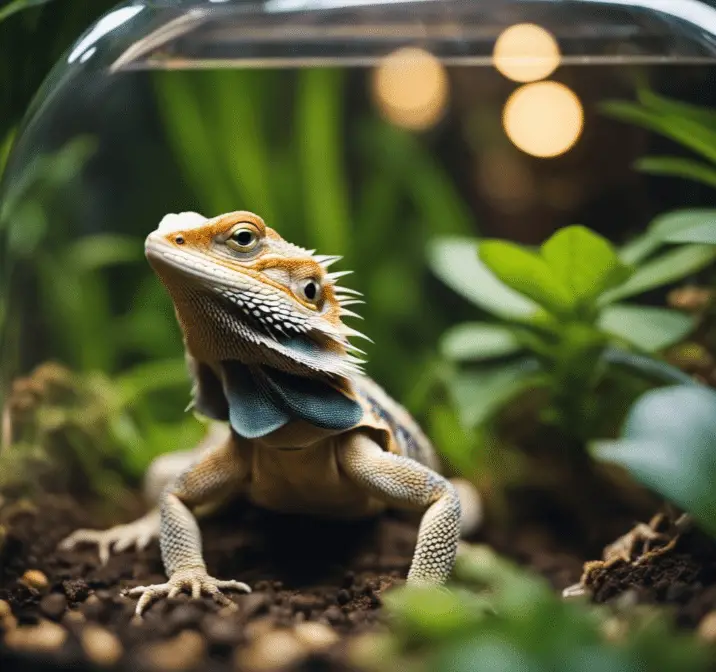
[{"left": 145, "top": 210, "right": 367, "bottom": 380}]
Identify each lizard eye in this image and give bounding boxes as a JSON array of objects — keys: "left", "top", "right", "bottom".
[
  {"left": 226, "top": 224, "right": 259, "bottom": 252},
  {"left": 298, "top": 278, "right": 321, "bottom": 304}
]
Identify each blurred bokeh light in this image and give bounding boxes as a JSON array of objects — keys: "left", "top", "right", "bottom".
[
  {"left": 371, "top": 46, "right": 449, "bottom": 130},
  {"left": 502, "top": 81, "right": 584, "bottom": 158},
  {"left": 493, "top": 23, "right": 560, "bottom": 83}
]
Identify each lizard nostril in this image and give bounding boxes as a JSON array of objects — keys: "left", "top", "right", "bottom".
[{"left": 175, "top": 235, "right": 185, "bottom": 245}]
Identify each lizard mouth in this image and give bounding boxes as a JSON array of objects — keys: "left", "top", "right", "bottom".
[{"left": 144, "top": 232, "right": 252, "bottom": 293}]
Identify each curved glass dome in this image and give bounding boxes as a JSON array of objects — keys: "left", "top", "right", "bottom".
[
  {"left": 3, "top": 1, "right": 716, "bottom": 667},
  {"left": 2, "top": 0, "right": 716, "bottom": 463}
]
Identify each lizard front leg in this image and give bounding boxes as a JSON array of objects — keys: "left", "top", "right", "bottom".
[
  {"left": 127, "top": 432, "right": 251, "bottom": 616},
  {"left": 60, "top": 423, "right": 230, "bottom": 563},
  {"left": 338, "top": 432, "right": 461, "bottom": 584}
]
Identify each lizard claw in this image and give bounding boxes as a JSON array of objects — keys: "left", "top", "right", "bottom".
[
  {"left": 126, "top": 567, "right": 251, "bottom": 617},
  {"left": 59, "top": 511, "right": 160, "bottom": 565}
]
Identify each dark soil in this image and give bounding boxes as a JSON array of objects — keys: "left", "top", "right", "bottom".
[
  {"left": 0, "top": 487, "right": 593, "bottom": 672},
  {"left": 2, "top": 483, "right": 716, "bottom": 671}
]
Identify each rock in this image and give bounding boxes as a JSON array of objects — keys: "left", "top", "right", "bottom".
[
  {"left": 698, "top": 611, "right": 716, "bottom": 642},
  {"left": 142, "top": 630, "right": 206, "bottom": 671},
  {"left": 20, "top": 569, "right": 49, "bottom": 592},
  {"left": 237, "top": 630, "right": 308, "bottom": 671},
  {"left": 40, "top": 593, "right": 68, "bottom": 620},
  {"left": 4, "top": 620, "right": 67, "bottom": 652},
  {"left": 202, "top": 613, "right": 242, "bottom": 648},
  {"left": 81, "top": 625, "right": 123, "bottom": 666},
  {"left": 336, "top": 589, "right": 351, "bottom": 605},
  {"left": 293, "top": 622, "right": 339, "bottom": 651},
  {"left": 289, "top": 594, "right": 317, "bottom": 615},
  {"left": 81, "top": 594, "right": 106, "bottom": 620},
  {"left": 169, "top": 605, "right": 204, "bottom": 630},
  {"left": 240, "top": 593, "right": 270, "bottom": 618},
  {"left": 0, "top": 599, "right": 17, "bottom": 631},
  {"left": 62, "top": 610, "right": 86, "bottom": 626}
]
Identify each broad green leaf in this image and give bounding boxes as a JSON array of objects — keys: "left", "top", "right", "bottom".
[
  {"left": 598, "top": 305, "right": 695, "bottom": 352},
  {"left": 601, "top": 100, "right": 716, "bottom": 164},
  {"left": 619, "top": 209, "right": 716, "bottom": 264},
  {"left": 638, "top": 87, "right": 716, "bottom": 130},
  {"left": 540, "top": 226, "right": 631, "bottom": 306},
  {"left": 601, "top": 244, "right": 716, "bottom": 303},
  {"left": 428, "top": 237, "right": 538, "bottom": 319},
  {"left": 448, "top": 359, "right": 543, "bottom": 429},
  {"left": 635, "top": 157, "right": 716, "bottom": 189},
  {"left": 592, "top": 386, "right": 716, "bottom": 537},
  {"left": 297, "top": 69, "right": 351, "bottom": 254},
  {"left": 479, "top": 241, "right": 574, "bottom": 315},
  {"left": 440, "top": 322, "right": 523, "bottom": 362}
]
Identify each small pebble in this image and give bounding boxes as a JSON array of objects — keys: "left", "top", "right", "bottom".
[
  {"left": 698, "top": 611, "right": 716, "bottom": 642},
  {"left": 323, "top": 606, "right": 344, "bottom": 625},
  {"left": 238, "top": 630, "right": 308, "bottom": 671},
  {"left": 20, "top": 569, "right": 49, "bottom": 593},
  {"left": 336, "top": 589, "right": 351, "bottom": 606},
  {"left": 40, "top": 593, "right": 68, "bottom": 620},
  {"left": 241, "top": 593, "right": 269, "bottom": 618},
  {"left": 81, "top": 625, "right": 123, "bottom": 666},
  {"left": 202, "top": 613, "right": 242, "bottom": 647},
  {"left": 0, "top": 600, "right": 11, "bottom": 620},
  {"left": 293, "top": 622, "right": 339, "bottom": 651},
  {"left": 244, "top": 617, "right": 277, "bottom": 641},
  {"left": 142, "top": 630, "right": 206, "bottom": 671},
  {"left": 62, "top": 610, "right": 86, "bottom": 626},
  {"left": 81, "top": 594, "right": 105, "bottom": 620},
  {"left": 290, "top": 594, "right": 317, "bottom": 615},
  {"left": 4, "top": 619, "right": 67, "bottom": 652},
  {"left": 169, "top": 605, "right": 204, "bottom": 630}
]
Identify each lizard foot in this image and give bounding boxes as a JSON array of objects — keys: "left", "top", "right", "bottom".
[
  {"left": 59, "top": 510, "right": 160, "bottom": 565},
  {"left": 126, "top": 567, "right": 251, "bottom": 617}
]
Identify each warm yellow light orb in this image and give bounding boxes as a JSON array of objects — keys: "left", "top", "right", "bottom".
[
  {"left": 372, "top": 47, "right": 449, "bottom": 130},
  {"left": 502, "top": 81, "right": 584, "bottom": 158},
  {"left": 493, "top": 23, "right": 560, "bottom": 83}
]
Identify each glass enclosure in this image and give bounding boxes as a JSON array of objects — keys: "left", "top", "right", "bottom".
[{"left": 2, "top": 1, "right": 716, "bottom": 668}]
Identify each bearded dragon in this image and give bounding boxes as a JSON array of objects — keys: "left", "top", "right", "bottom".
[{"left": 60, "top": 211, "right": 482, "bottom": 616}]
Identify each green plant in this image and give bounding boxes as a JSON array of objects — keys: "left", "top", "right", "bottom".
[
  {"left": 429, "top": 224, "right": 708, "bottom": 440},
  {"left": 602, "top": 86, "right": 716, "bottom": 190},
  {"left": 592, "top": 384, "right": 716, "bottom": 538},
  {"left": 354, "top": 545, "right": 708, "bottom": 672}
]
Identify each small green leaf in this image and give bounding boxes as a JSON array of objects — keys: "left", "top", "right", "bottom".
[
  {"left": 591, "top": 386, "right": 716, "bottom": 537},
  {"left": 479, "top": 241, "right": 573, "bottom": 315},
  {"left": 440, "top": 322, "right": 523, "bottom": 362},
  {"left": 383, "top": 585, "right": 490, "bottom": 641},
  {"left": 635, "top": 157, "right": 716, "bottom": 189},
  {"left": 428, "top": 237, "right": 538, "bottom": 319},
  {"left": 598, "top": 305, "right": 695, "bottom": 352},
  {"left": 448, "top": 359, "right": 543, "bottom": 429},
  {"left": 540, "top": 226, "right": 632, "bottom": 307},
  {"left": 601, "top": 244, "right": 716, "bottom": 303}
]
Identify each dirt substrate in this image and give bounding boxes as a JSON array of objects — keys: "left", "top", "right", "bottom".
[{"left": 1, "top": 492, "right": 716, "bottom": 672}]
